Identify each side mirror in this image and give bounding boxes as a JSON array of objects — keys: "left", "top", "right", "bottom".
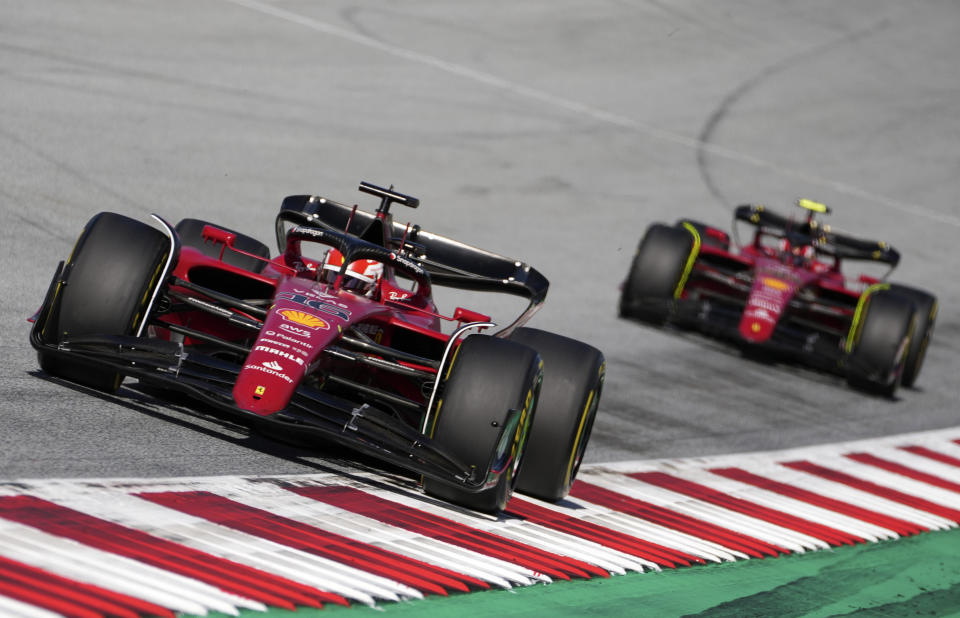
[
  {"left": 202, "top": 225, "right": 236, "bottom": 248},
  {"left": 201, "top": 225, "right": 236, "bottom": 261},
  {"left": 453, "top": 307, "right": 492, "bottom": 325}
]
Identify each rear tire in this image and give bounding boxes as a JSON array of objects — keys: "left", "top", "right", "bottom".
[
  {"left": 38, "top": 212, "right": 170, "bottom": 392},
  {"left": 510, "top": 328, "right": 605, "bottom": 502},
  {"left": 846, "top": 290, "right": 916, "bottom": 397},
  {"left": 175, "top": 218, "right": 270, "bottom": 272},
  {"left": 889, "top": 284, "right": 937, "bottom": 388},
  {"left": 423, "top": 335, "right": 542, "bottom": 513},
  {"left": 619, "top": 223, "right": 696, "bottom": 323}
]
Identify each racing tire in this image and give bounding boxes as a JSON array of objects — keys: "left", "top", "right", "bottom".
[
  {"left": 175, "top": 218, "right": 270, "bottom": 273},
  {"left": 38, "top": 212, "right": 170, "bottom": 392},
  {"left": 889, "top": 284, "right": 937, "bottom": 388},
  {"left": 619, "top": 223, "right": 696, "bottom": 323},
  {"left": 423, "top": 335, "right": 542, "bottom": 513},
  {"left": 509, "top": 328, "right": 605, "bottom": 502},
  {"left": 845, "top": 290, "right": 916, "bottom": 397}
]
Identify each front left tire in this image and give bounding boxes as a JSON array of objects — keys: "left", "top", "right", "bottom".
[
  {"left": 846, "top": 289, "right": 916, "bottom": 397},
  {"left": 422, "top": 335, "right": 542, "bottom": 513},
  {"left": 889, "top": 284, "right": 937, "bottom": 388}
]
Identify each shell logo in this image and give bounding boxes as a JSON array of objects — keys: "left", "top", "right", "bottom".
[
  {"left": 761, "top": 277, "right": 789, "bottom": 291},
  {"left": 279, "top": 309, "right": 328, "bottom": 330}
]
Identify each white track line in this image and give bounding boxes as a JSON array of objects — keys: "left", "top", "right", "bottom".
[{"left": 220, "top": 0, "right": 960, "bottom": 227}]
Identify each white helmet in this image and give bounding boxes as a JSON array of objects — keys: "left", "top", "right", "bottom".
[{"left": 321, "top": 249, "right": 383, "bottom": 296}]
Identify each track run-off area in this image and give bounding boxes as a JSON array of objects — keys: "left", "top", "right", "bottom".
[{"left": 2, "top": 1, "right": 959, "bottom": 616}]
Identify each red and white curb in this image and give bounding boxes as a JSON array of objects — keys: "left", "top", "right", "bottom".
[{"left": 2, "top": 426, "right": 960, "bottom": 616}]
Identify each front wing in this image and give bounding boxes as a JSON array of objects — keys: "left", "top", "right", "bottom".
[
  {"left": 29, "top": 296, "right": 519, "bottom": 495},
  {"left": 665, "top": 296, "right": 846, "bottom": 369}
]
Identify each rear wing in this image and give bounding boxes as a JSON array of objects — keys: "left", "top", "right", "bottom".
[
  {"left": 734, "top": 204, "right": 899, "bottom": 267},
  {"left": 275, "top": 193, "right": 549, "bottom": 315}
]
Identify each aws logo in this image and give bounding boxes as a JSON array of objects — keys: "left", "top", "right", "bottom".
[{"left": 278, "top": 309, "right": 329, "bottom": 330}]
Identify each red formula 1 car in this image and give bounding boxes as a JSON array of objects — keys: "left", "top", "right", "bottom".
[
  {"left": 30, "top": 182, "right": 605, "bottom": 513},
  {"left": 618, "top": 199, "right": 937, "bottom": 397}
]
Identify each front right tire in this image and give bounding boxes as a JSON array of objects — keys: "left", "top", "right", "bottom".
[
  {"left": 619, "top": 223, "right": 697, "bottom": 323},
  {"left": 38, "top": 212, "right": 170, "bottom": 392}
]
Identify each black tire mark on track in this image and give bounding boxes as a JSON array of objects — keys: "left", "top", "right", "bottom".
[{"left": 696, "top": 20, "right": 892, "bottom": 212}]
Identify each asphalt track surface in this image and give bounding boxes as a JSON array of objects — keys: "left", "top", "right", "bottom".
[{"left": 2, "top": 1, "right": 958, "bottom": 483}]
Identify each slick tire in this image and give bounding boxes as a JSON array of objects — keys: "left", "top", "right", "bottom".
[
  {"left": 175, "top": 218, "right": 271, "bottom": 273},
  {"left": 619, "top": 223, "right": 696, "bottom": 323},
  {"left": 38, "top": 212, "right": 170, "bottom": 392},
  {"left": 846, "top": 290, "right": 916, "bottom": 397},
  {"left": 509, "top": 328, "right": 605, "bottom": 502},
  {"left": 889, "top": 284, "right": 937, "bottom": 388},
  {"left": 423, "top": 335, "right": 542, "bottom": 513}
]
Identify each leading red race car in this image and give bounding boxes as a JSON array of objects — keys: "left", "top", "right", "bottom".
[
  {"left": 618, "top": 199, "right": 937, "bottom": 397},
  {"left": 30, "top": 181, "right": 605, "bottom": 513}
]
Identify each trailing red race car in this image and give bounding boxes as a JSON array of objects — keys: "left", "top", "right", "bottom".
[
  {"left": 30, "top": 181, "right": 605, "bottom": 513},
  {"left": 619, "top": 199, "right": 937, "bottom": 397}
]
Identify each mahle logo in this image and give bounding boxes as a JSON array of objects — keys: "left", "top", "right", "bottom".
[{"left": 279, "top": 309, "right": 328, "bottom": 330}]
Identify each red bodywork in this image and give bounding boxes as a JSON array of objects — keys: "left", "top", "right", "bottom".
[
  {"left": 667, "top": 205, "right": 897, "bottom": 362},
  {"left": 28, "top": 183, "right": 553, "bottom": 495},
  {"left": 157, "top": 225, "right": 469, "bottom": 422},
  {"left": 738, "top": 258, "right": 820, "bottom": 342}
]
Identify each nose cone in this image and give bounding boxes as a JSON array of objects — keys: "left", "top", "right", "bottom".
[
  {"left": 233, "top": 344, "right": 309, "bottom": 415},
  {"left": 231, "top": 278, "right": 392, "bottom": 416},
  {"left": 738, "top": 274, "right": 797, "bottom": 344},
  {"left": 738, "top": 313, "right": 777, "bottom": 343}
]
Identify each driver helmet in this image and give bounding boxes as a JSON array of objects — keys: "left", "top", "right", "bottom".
[
  {"left": 792, "top": 243, "right": 815, "bottom": 259},
  {"left": 321, "top": 249, "right": 383, "bottom": 296},
  {"left": 780, "top": 238, "right": 815, "bottom": 266}
]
